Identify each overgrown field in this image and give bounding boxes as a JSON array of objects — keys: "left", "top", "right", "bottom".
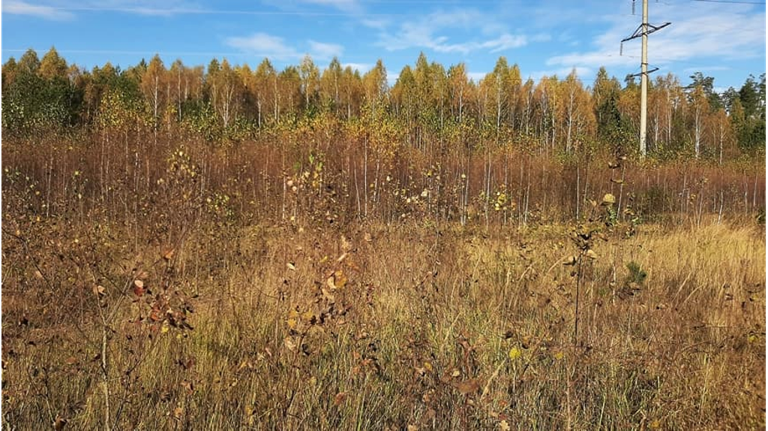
[
  {"left": 3, "top": 210, "right": 765, "bottom": 429},
  {"left": 1, "top": 128, "right": 765, "bottom": 430}
]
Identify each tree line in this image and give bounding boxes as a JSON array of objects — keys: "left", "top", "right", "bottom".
[{"left": 3, "top": 48, "right": 765, "bottom": 161}]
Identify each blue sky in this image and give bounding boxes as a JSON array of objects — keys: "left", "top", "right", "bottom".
[{"left": 2, "top": 0, "right": 766, "bottom": 90}]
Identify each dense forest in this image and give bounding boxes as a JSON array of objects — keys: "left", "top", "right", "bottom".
[{"left": 3, "top": 47, "right": 765, "bottom": 157}]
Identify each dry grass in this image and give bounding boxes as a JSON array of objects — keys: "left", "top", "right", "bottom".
[
  {"left": 2, "top": 211, "right": 764, "bottom": 429},
  {"left": 2, "top": 127, "right": 764, "bottom": 429}
]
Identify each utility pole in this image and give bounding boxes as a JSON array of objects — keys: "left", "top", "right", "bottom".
[
  {"left": 641, "top": 0, "right": 648, "bottom": 158},
  {"left": 621, "top": 0, "right": 670, "bottom": 158}
]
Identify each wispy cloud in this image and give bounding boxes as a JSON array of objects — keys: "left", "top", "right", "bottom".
[
  {"left": 376, "top": 9, "right": 533, "bottom": 55},
  {"left": 226, "top": 33, "right": 300, "bottom": 61},
  {"left": 299, "top": 0, "right": 361, "bottom": 13},
  {"left": 467, "top": 72, "right": 487, "bottom": 83},
  {"left": 260, "top": 0, "right": 363, "bottom": 15},
  {"left": 342, "top": 62, "right": 372, "bottom": 72},
  {"left": 546, "top": 3, "right": 765, "bottom": 73},
  {"left": 3, "top": 0, "right": 202, "bottom": 18},
  {"left": 361, "top": 18, "right": 389, "bottom": 30},
  {"left": 226, "top": 32, "right": 346, "bottom": 62},
  {"left": 3, "top": 0, "right": 74, "bottom": 20},
  {"left": 308, "top": 40, "right": 344, "bottom": 60},
  {"left": 683, "top": 66, "right": 731, "bottom": 73}
]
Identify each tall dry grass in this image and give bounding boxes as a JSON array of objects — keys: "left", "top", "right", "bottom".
[
  {"left": 2, "top": 129, "right": 764, "bottom": 429},
  {"left": 2, "top": 212, "right": 764, "bottom": 429}
]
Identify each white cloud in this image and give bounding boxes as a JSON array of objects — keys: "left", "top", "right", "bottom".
[
  {"left": 683, "top": 66, "right": 731, "bottom": 73},
  {"left": 361, "top": 18, "right": 389, "bottom": 30},
  {"left": 546, "top": 3, "right": 765, "bottom": 73},
  {"left": 226, "top": 33, "right": 300, "bottom": 61},
  {"left": 299, "top": 0, "right": 360, "bottom": 13},
  {"left": 342, "top": 62, "right": 372, "bottom": 72},
  {"left": 308, "top": 40, "right": 344, "bottom": 60},
  {"left": 467, "top": 72, "right": 487, "bottom": 83},
  {"left": 376, "top": 9, "right": 531, "bottom": 54},
  {"left": 3, "top": 0, "right": 74, "bottom": 20},
  {"left": 4, "top": 0, "right": 201, "bottom": 18},
  {"left": 227, "top": 33, "right": 346, "bottom": 62}
]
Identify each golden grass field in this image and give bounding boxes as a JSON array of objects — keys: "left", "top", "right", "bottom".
[{"left": 2, "top": 213, "right": 764, "bottom": 429}]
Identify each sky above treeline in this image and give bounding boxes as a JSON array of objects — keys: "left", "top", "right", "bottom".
[{"left": 2, "top": 0, "right": 765, "bottom": 91}]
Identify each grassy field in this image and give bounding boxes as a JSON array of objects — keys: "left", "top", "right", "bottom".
[{"left": 2, "top": 210, "right": 764, "bottom": 429}]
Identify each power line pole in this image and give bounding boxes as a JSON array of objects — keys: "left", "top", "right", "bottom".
[
  {"left": 621, "top": 0, "right": 670, "bottom": 158},
  {"left": 641, "top": 0, "right": 649, "bottom": 158}
]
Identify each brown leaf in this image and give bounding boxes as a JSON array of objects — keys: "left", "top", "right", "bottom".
[
  {"left": 455, "top": 378, "right": 482, "bottom": 395},
  {"left": 334, "top": 392, "right": 348, "bottom": 406},
  {"left": 163, "top": 248, "right": 175, "bottom": 261}
]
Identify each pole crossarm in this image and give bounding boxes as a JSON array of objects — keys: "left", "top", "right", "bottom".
[
  {"left": 621, "top": 22, "right": 672, "bottom": 43},
  {"left": 630, "top": 67, "right": 660, "bottom": 78}
]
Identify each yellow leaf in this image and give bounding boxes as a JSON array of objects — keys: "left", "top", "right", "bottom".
[
  {"left": 423, "top": 361, "right": 433, "bottom": 373},
  {"left": 334, "top": 270, "right": 347, "bottom": 288},
  {"left": 287, "top": 262, "right": 296, "bottom": 271},
  {"left": 509, "top": 347, "right": 522, "bottom": 361},
  {"left": 287, "top": 318, "right": 297, "bottom": 330}
]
